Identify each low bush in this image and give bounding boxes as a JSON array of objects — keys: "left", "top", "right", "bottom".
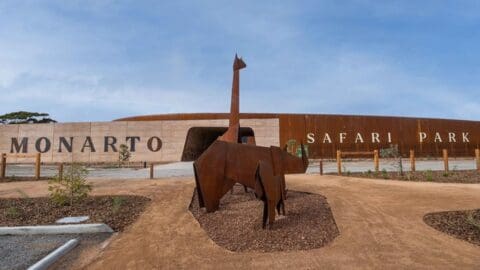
[
  {"left": 5, "top": 206, "right": 22, "bottom": 219},
  {"left": 112, "top": 196, "right": 125, "bottom": 214},
  {"left": 424, "top": 170, "right": 433, "bottom": 181},
  {"left": 48, "top": 164, "right": 92, "bottom": 206}
]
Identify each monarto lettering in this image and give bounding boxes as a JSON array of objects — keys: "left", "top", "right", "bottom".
[{"left": 9, "top": 136, "right": 163, "bottom": 153}]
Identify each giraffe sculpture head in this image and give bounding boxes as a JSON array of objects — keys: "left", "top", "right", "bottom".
[{"left": 233, "top": 54, "right": 247, "bottom": 71}]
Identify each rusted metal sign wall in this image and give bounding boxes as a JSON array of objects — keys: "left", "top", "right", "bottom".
[
  {"left": 118, "top": 112, "right": 479, "bottom": 158},
  {"left": 279, "top": 114, "right": 480, "bottom": 158}
]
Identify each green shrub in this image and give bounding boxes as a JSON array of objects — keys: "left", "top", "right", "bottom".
[
  {"left": 118, "top": 144, "right": 131, "bottom": 166},
  {"left": 466, "top": 212, "right": 480, "bottom": 231},
  {"left": 381, "top": 169, "right": 389, "bottom": 179},
  {"left": 5, "top": 206, "right": 21, "bottom": 219},
  {"left": 380, "top": 144, "right": 404, "bottom": 176},
  {"left": 48, "top": 164, "right": 91, "bottom": 206},
  {"left": 424, "top": 170, "right": 433, "bottom": 181},
  {"left": 443, "top": 172, "right": 449, "bottom": 177},
  {"left": 112, "top": 196, "right": 125, "bottom": 214},
  {"left": 286, "top": 139, "right": 297, "bottom": 154}
]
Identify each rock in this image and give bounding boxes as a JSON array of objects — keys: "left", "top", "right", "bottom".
[{"left": 56, "top": 216, "right": 90, "bottom": 224}]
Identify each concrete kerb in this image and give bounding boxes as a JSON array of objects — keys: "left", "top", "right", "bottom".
[
  {"left": 0, "top": 223, "right": 113, "bottom": 235},
  {"left": 28, "top": 238, "right": 80, "bottom": 270}
]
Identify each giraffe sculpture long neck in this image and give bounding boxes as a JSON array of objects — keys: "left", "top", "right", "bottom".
[
  {"left": 229, "top": 68, "right": 240, "bottom": 131},
  {"left": 219, "top": 55, "right": 246, "bottom": 143}
]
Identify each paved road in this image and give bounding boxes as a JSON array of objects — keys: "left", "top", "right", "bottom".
[
  {"left": 4, "top": 162, "right": 194, "bottom": 179},
  {"left": 4, "top": 158, "right": 478, "bottom": 180}
]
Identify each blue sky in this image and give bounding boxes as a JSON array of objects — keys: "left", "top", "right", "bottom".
[{"left": 1, "top": 1, "right": 479, "bottom": 122}]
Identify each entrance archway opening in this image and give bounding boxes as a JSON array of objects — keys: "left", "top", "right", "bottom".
[{"left": 181, "top": 127, "right": 255, "bottom": 161}]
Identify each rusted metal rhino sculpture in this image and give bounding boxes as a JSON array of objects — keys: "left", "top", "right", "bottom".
[
  {"left": 194, "top": 140, "right": 307, "bottom": 212},
  {"left": 193, "top": 55, "right": 308, "bottom": 228}
]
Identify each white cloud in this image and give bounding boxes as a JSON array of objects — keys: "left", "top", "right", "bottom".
[
  {"left": 0, "top": 1, "right": 478, "bottom": 122},
  {"left": 242, "top": 50, "right": 480, "bottom": 121}
]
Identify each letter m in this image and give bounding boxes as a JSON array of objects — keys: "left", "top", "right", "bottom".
[{"left": 10, "top": 138, "right": 28, "bottom": 153}]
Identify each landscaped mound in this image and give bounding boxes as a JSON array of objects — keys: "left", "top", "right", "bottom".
[
  {"left": 0, "top": 195, "right": 150, "bottom": 231},
  {"left": 424, "top": 209, "right": 480, "bottom": 246},
  {"left": 189, "top": 184, "right": 339, "bottom": 252}
]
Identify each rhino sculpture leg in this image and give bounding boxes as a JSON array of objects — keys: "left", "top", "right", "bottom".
[
  {"left": 194, "top": 164, "right": 225, "bottom": 212},
  {"left": 193, "top": 163, "right": 205, "bottom": 208},
  {"left": 275, "top": 176, "right": 286, "bottom": 216},
  {"left": 194, "top": 141, "right": 233, "bottom": 212},
  {"left": 262, "top": 202, "right": 268, "bottom": 229},
  {"left": 276, "top": 200, "right": 285, "bottom": 216},
  {"left": 267, "top": 200, "right": 276, "bottom": 228},
  {"left": 278, "top": 174, "right": 286, "bottom": 215},
  {"left": 255, "top": 161, "right": 286, "bottom": 229}
]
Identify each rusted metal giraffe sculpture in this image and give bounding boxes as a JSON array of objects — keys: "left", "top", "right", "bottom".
[{"left": 193, "top": 55, "right": 308, "bottom": 228}]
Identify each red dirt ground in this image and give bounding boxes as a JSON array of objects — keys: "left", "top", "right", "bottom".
[{"left": 1, "top": 176, "right": 479, "bottom": 269}]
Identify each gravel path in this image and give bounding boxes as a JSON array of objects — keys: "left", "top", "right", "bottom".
[{"left": 0, "top": 233, "right": 111, "bottom": 270}]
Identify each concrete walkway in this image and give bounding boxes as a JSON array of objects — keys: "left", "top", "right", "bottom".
[{"left": 0, "top": 176, "right": 479, "bottom": 269}]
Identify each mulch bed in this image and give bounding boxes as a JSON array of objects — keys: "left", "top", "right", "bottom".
[
  {"left": 342, "top": 170, "right": 480, "bottom": 183},
  {"left": 424, "top": 209, "right": 480, "bottom": 246},
  {"left": 0, "top": 177, "right": 53, "bottom": 183},
  {"left": 0, "top": 195, "right": 151, "bottom": 231},
  {"left": 189, "top": 184, "right": 339, "bottom": 252}
]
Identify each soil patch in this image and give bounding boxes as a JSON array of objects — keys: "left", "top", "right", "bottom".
[
  {"left": 424, "top": 209, "right": 480, "bottom": 246},
  {"left": 341, "top": 170, "right": 480, "bottom": 183},
  {"left": 189, "top": 184, "right": 339, "bottom": 252},
  {"left": 0, "top": 195, "right": 150, "bottom": 231}
]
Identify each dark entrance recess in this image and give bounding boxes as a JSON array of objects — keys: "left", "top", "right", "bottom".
[{"left": 181, "top": 127, "right": 255, "bottom": 161}]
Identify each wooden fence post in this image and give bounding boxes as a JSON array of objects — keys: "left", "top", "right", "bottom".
[
  {"left": 442, "top": 149, "right": 449, "bottom": 173},
  {"left": 319, "top": 159, "right": 323, "bottom": 175},
  {"left": 58, "top": 163, "right": 64, "bottom": 180},
  {"left": 35, "top": 153, "right": 41, "bottom": 180},
  {"left": 475, "top": 149, "right": 479, "bottom": 172},
  {"left": 373, "top": 150, "right": 379, "bottom": 173},
  {"left": 410, "top": 150, "right": 415, "bottom": 172},
  {"left": 1, "top": 153, "right": 6, "bottom": 180},
  {"left": 150, "top": 163, "right": 154, "bottom": 179},
  {"left": 336, "top": 150, "right": 342, "bottom": 175}
]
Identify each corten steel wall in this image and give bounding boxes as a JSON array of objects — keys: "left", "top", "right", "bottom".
[
  {"left": 0, "top": 119, "right": 279, "bottom": 163},
  {"left": 119, "top": 113, "right": 480, "bottom": 158},
  {"left": 278, "top": 114, "right": 479, "bottom": 158}
]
